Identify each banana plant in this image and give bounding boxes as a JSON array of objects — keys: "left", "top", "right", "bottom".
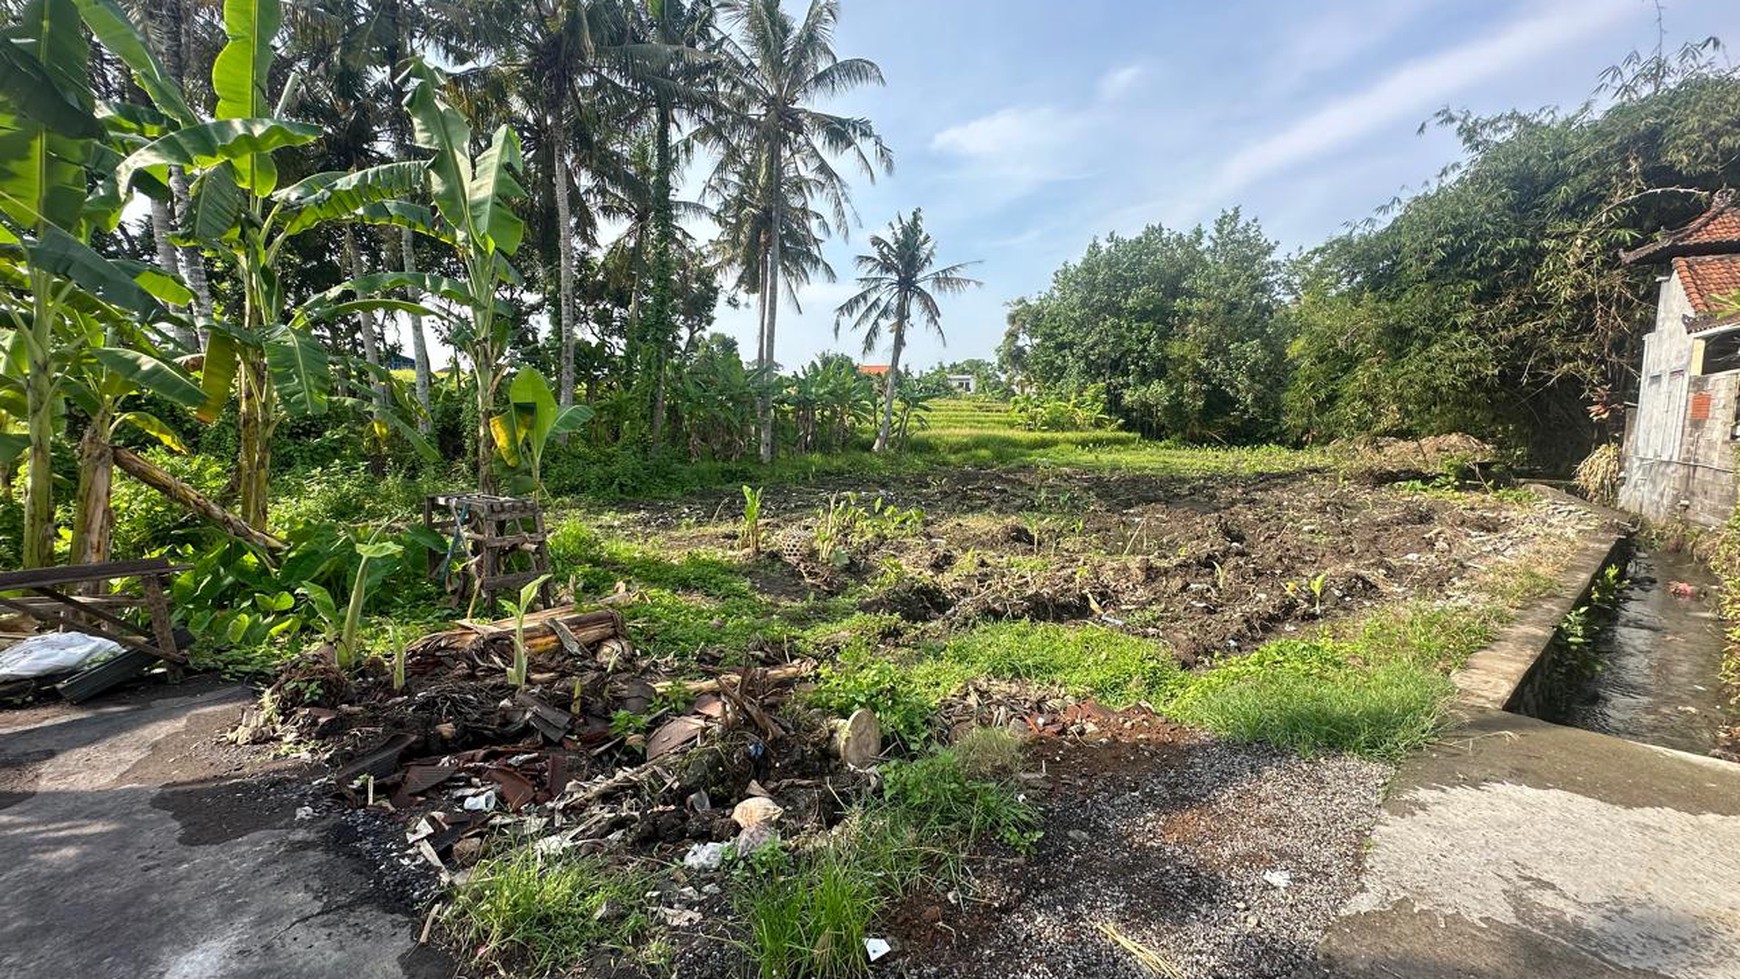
[
  {"left": 0, "top": 0, "right": 205, "bottom": 566},
  {"left": 492, "top": 367, "right": 593, "bottom": 499},
  {"left": 396, "top": 60, "right": 530, "bottom": 493},
  {"left": 96, "top": 0, "right": 434, "bottom": 530}
]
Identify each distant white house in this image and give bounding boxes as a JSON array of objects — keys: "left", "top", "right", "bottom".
[
  {"left": 945, "top": 374, "right": 975, "bottom": 394},
  {"left": 1618, "top": 192, "right": 1740, "bottom": 526}
]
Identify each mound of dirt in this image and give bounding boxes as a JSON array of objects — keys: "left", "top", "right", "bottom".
[{"left": 1335, "top": 433, "right": 1499, "bottom": 483}]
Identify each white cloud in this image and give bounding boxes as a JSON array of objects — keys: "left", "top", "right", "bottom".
[
  {"left": 1199, "top": 0, "right": 1635, "bottom": 204},
  {"left": 1096, "top": 64, "right": 1144, "bottom": 100},
  {"left": 1263, "top": 1, "right": 1442, "bottom": 94},
  {"left": 930, "top": 105, "right": 1072, "bottom": 159}
]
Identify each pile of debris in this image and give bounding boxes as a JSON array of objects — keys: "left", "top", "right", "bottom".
[
  {"left": 250, "top": 603, "right": 881, "bottom": 876},
  {"left": 1335, "top": 433, "right": 1499, "bottom": 484}
]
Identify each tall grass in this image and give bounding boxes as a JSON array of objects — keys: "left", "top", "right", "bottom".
[{"left": 448, "top": 849, "right": 650, "bottom": 977}]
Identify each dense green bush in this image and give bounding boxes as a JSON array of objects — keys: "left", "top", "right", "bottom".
[{"left": 1001, "top": 209, "right": 1287, "bottom": 442}]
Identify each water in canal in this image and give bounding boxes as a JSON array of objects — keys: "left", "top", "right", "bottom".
[{"left": 1536, "top": 547, "right": 1736, "bottom": 756}]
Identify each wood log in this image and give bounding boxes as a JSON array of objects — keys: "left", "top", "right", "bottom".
[
  {"left": 113, "top": 447, "right": 287, "bottom": 553},
  {"left": 406, "top": 606, "right": 625, "bottom": 658},
  {"left": 652, "top": 661, "right": 813, "bottom": 696}
]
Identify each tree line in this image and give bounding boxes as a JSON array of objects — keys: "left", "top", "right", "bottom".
[
  {"left": 0, "top": 0, "right": 982, "bottom": 570},
  {"left": 1001, "top": 39, "right": 1740, "bottom": 467}
]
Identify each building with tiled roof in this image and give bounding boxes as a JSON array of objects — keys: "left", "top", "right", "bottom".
[{"left": 1618, "top": 192, "right": 1740, "bottom": 526}]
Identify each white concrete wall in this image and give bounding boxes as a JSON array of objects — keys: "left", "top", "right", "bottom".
[{"left": 1619, "top": 273, "right": 1739, "bottom": 526}]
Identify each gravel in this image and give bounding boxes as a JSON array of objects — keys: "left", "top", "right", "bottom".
[{"left": 892, "top": 734, "right": 1392, "bottom": 979}]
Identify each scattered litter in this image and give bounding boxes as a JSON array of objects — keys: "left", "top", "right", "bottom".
[
  {"left": 683, "top": 841, "right": 730, "bottom": 871},
  {"left": 864, "top": 937, "right": 891, "bottom": 962},
  {"left": 414, "top": 839, "right": 444, "bottom": 871},
  {"left": 832, "top": 708, "right": 882, "bottom": 768},
  {"left": 1095, "top": 921, "right": 1184, "bottom": 978},
  {"left": 657, "top": 907, "right": 704, "bottom": 928},
  {"left": 732, "top": 796, "right": 784, "bottom": 828},
  {"left": 0, "top": 632, "right": 123, "bottom": 680},
  {"left": 462, "top": 790, "right": 497, "bottom": 812},
  {"left": 646, "top": 715, "right": 709, "bottom": 761},
  {"left": 735, "top": 822, "right": 780, "bottom": 856},
  {"left": 294, "top": 805, "right": 315, "bottom": 821},
  {"left": 1262, "top": 869, "right": 1292, "bottom": 889},
  {"left": 1670, "top": 581, "right": 1699, "bottom": 599}
]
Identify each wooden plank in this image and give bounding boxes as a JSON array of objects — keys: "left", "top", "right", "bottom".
[
  {"left": 480, "top": 571, "right": 543, "bottom": 592},
  {"left": 29, "top": 586, "right": 153, "bottom": 639},
  {"left": 0, "top": 559, "right": 185, "bottom": 591},
  {"left": 140, "top": 575, "right": 180, "bottom": 664}
]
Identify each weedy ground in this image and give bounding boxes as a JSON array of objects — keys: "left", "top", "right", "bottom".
[
  {"left": 222, "top": 404, "right": 1585, "bottom": 978},
  {"left": 423, "top": 426, "right": 1588, "bottom": 978}
]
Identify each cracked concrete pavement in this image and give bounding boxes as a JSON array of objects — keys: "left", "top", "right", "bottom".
[
  {"left": 0, "top": 680, "right": 453, "bottom": 979},
  {"left": 1317, "top": 708, "right": 1740, "bottom": 978}
]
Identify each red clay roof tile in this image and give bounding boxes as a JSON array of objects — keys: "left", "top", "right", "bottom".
[{"left": 1675, "top": 255, "right": 1740, "bottom": 318}]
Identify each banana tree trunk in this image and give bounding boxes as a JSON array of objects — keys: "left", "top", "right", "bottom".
[
  {"left": 22, "top": 318, "right": 54, "bottom": 569},
  {"left": 476, "top": 379, "right": 495, "bottom": 494},
  {"left": 114, "top": 446, "right": 287, "bottom": 553},
  {"left": 875, "top": 325, "right": 904, "bottom": 454},
  {"left": 396, "top": 226, "right": 432, "bottom": 431},
  {"left": 70, "top": 418, "right": 115, "bottom": 574},
  {"left": 552, "top": 108, "right": 576, "bottom": 410},
  {"left": 342, "top": 227, "right": 387, "bottom": 413},
  {"left": 236, "top": 351, "right": 273, "bottom": 530}
]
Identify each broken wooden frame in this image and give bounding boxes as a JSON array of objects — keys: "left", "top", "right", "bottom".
[
  {"left": 0, "top": 558, "right": 192, "bottom": 701},
  {"left": 422, "top": 493, "right": 554, "bottom": 611}
]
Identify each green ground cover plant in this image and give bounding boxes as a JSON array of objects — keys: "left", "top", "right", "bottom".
[{"left": 447, "top": 849, "right": 655, "bottom": 977}]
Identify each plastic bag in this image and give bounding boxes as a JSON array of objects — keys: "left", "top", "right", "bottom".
[{"left": 0, "top": 632, "right": 125, "bottom": 680}]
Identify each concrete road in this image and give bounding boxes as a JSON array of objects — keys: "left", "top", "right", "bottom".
[
  {"left": 0, "top": 681, "right": 453, "bottom": 979},
  {"left": 1318, "top": 709, "right": 1740, "bottom": 979}
]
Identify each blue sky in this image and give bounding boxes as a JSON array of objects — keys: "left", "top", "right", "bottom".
[{"left": 700, "top": 0, "right": 1740, "bottom": 373}]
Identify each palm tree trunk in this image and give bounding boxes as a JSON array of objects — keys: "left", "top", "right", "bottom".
[
  {"left": 342, "top": 227, "right": 388, "bottom": 413},
  {"left": 169, "top": 170, "right": 213, "bottom": 322},
  {"left": 875, "top": 325, "right": 904, "bottom": 453},
  {"left": 147, "top": 0, "right": 212, "bottom": 325},
  {"left": 147, "top": 198, "right": 197, "bottom": 350},
  {"left": 399, "top": 226, "right": 432, "bottom": 431},
  {"left": 760, "top": 208, "right": 781, "bottom": 465},
  {"left": 552, "top": 104, "right": 577, "bottom": 410}
]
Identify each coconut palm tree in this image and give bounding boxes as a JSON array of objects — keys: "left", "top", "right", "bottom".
[
  {"left": 835, "top": 209, "right": 979, "bottom": 453},
  {"left": 705, "top": 0, "right": 891, "bottom": 464},
  {"left": 440, "top": 0, "right": 661, "bottom": 412}
]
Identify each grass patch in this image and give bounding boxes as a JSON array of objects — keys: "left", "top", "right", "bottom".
[
  {"left": 1161, "top": 601, "right": 1508, "bottom": 761},
  {"left": 811, "top": 588, "right": 1530, "bottom": 761},
  {"left": 448, "top": 848, "right": 652, "bottom": 977},
  {"left": 809, "top": 621, "right": 1178, "bottom": 747},
  {"left": 1166, "top": 648, "right": 1451, "bottom": 761}
]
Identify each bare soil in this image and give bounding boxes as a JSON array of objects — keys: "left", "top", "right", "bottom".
[{"left": 642, "top": 469, "right": 1550, "bottom": 666}]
